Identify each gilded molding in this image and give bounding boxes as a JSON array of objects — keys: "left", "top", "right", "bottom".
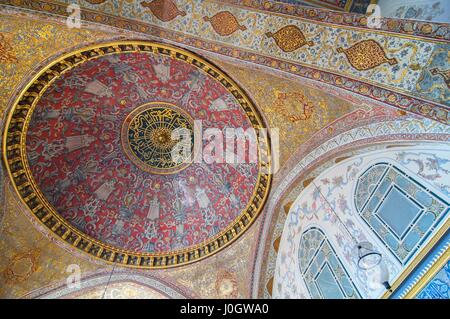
[
  {"left": 382, "top": 219, "right": 450, "bottom": 299},
  {"left": 252, "top": 117, "right": 450, "bottom": 298},
  {"left": 405, "top": 249, "right": 449, "bottom": 299}
]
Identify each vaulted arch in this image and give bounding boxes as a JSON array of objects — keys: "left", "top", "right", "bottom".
[{"left": 21, "top": 271, "right": 196, "bottom": 299}]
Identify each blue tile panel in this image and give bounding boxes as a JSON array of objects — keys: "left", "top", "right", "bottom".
[{"left": 416, "top": 260, "right": 450, "bottom": 299}]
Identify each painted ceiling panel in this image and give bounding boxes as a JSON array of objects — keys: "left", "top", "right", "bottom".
[
  {"left": 24, "top": 48, "right": 260, "bottom": 255},
  {"left": 0, "top": 1, "right": 448, "bottom": 300},
  {"left": 213, "top": 59, "right": 359, "bottom": 165},
  {"left": 2, "top": 0, "right": 448, "bottom": 123}
]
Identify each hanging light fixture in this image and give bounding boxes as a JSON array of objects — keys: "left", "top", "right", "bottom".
[
  {"left": 356, "top": 241, "right": 382, "bottom": 270},
  {"left": 314, "top": 186, "right": 392, "bottom": 292},
  {"left": 355, "top": 242, "right": 392, "bottom": 292},
  {"left": 363, "top": 260, "right": 392, "bottom": 291}
]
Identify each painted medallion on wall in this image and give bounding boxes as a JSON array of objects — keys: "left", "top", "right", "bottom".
[{"left": 2, "top": 41, "right": 271, "bottom": 268}]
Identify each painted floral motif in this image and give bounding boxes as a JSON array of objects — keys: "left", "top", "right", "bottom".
[
  {"left": 2, "top": 250, "right": 40, "bottom": 284},
  {"left": 5, "top": 0, "right": 448, "bottom": 120},
  {"left": 395, "top": 152, "right": 450, "bottom": 196},
  {"left": 25, "top": 52, "right": 259, "bottom": 254},
  {"left": 337, "top": 40, "right": 398, "bottom": 71},
  {"left": 203, "top": 11, "right": 247, "bottom": 36},
  {"left": 259, "top": 112, "right": 450, "bottom": 298},
  {"left": 430, "top": 68, "right": 450, "bottom": 89},
  {"left": 393, "top": 2, "right": 445, "bottom": 22},
  {"left": 266, "top": 25, "right": 313, "bottom": 52},
  {"left": 215, "top": 269, "right": 238, "bottom": 298},
  {"left": 415, "top": 44, "right": 450, "bottom": 106},
  {"left": 271, "top": 90, "right": 314, "bottom": 122},
  {"left": 141, "top": 0, "right": 186, "bottom": 22}
]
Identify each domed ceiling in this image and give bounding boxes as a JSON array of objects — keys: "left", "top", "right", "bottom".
[{"left": 3, "top": 42, "right": 271, "bottom": 268}]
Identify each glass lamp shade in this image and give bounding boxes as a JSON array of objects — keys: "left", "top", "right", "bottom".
[
  {"left": 365, "top": 261, "right": 391, "bottom": 291},
  {"left": 357, "top": 241, "right": 382, "bottom": 270},
  {"left": 355, "top": 242, "right": 392, "bottom": 292}
]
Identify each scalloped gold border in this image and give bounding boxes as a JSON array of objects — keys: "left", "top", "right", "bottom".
[{"left": 2, "top": 41, "right": 272, "bottom": 269}]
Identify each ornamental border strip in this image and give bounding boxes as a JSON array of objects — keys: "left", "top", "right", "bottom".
[
  {"left": 2, "top": 41, "right": 272, "bottom": 269},
  {"left": 4, "top": 0, "right": 450, "bottom": 41},
  {"left": 1, "top": 2, "right": 448, "bottom": 124},
  {"left": 219, "top": 0, "right": 450, "bottom": 41}
]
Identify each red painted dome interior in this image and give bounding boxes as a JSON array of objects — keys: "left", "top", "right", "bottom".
[{"left": 26, "top": 52, "right": 259, "bottom": 253}]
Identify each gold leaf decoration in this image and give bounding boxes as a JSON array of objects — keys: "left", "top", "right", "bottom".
[
  {"left": 337, "top": 39, "right": 398, "bottom": 71},
  {"left": 203, "top": 11, "right": 247, "bottom": 36},
  {"left": 3, "top": 250, "right": 40, "bottom": 284},
  {"left": 266, "top": 25, "right": 313, "bottom": 52},
  {"left": 273, "top": 236, "right": 281, "bottom": 253},
  {"left": 140, "top": 0, "right": 186, "bottom": 22},
  {"left": 272, "top": 91, "right": 314, "bottom": 123},
  {"left": 0, "top": 33, "right": 17, "bottom": 63},
  {"left": 283, "top": 201, "right": 293, "bottom": 215},
  {"left": 266, "top": 277, "right": 274, "bottom": 296}
]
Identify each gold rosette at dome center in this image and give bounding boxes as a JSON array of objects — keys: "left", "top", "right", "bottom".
[{"left": 121, "top": 102, "right": 194, "bottom": 175}]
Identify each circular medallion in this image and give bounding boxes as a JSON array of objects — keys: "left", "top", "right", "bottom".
[
  {"left": 2, "top": 41, "right": 271, "bottom": 268},
  {"left": 121, "top": 102, "right": 194, "bottom": 175}
]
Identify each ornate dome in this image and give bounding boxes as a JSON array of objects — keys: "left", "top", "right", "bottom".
[{"left": 3, "top": 42, "right": 271, "bottom": 268}]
